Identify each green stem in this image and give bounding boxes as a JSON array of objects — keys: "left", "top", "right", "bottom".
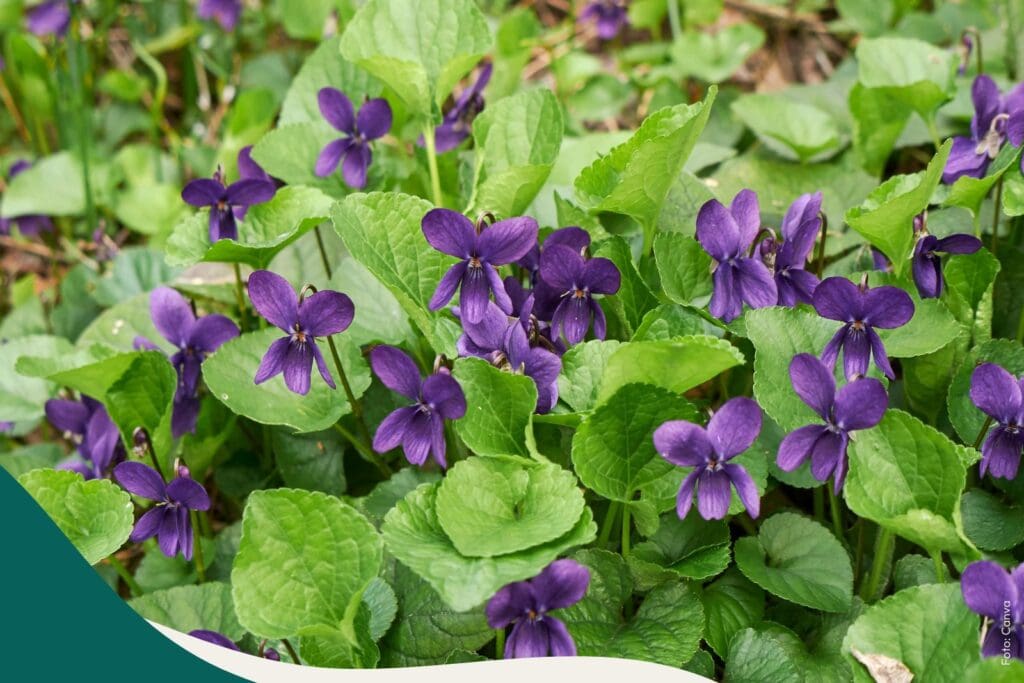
[
  {"left": 232, "top": 263, "right": 250, "bottom": 329},
  {"left": 598, "top": 501, "right": 621, "bottom": 548},
  {"left": 813, "top": 486, "right": 825, "bottom": 523},
  {"left": 828, "top": 486, "right": 844, "bottom": 540},
  {"left": 1017, "top": 309, "right": 1024, "bottom": 344},
  {"left": 332, "top": 422, "right": 390, "bottom": 478},
  {"left": 621, "top": 504, "right": 631, "bottom": 558},
  {"left": 494, "top": 628, "right": 505, "bottom": 659},
  {"left": 313, "top": 225, "right": 333, "bottom": 280},
  {"left": 666, "top": 0, "right": 683, "bottom": 42},
  {"left": 925, "top": 117, "right": 942, "bottom": 151},
  {"left": 325, "top": 335, "right": 375, "bottom": 453},
  {"left": 107, "top": 555, "right": 142, "bottom": 597},
  {"left": 860, "top": 528, "right": 895, "bottom": 601},
  {"left": 992, "top": 176, "right": 1005, "bottom": 256},
  {"left": 422, "top": 124, "right": 443, "bottom": 207},
  {"left": 973, "top": 415, "right": 994, "bottom": 449},
  {"left": 190, "top": 511, "right": 207, "bottom": 583},
  {"left": 68, "top": 6, "right": 97, "bottom": 234},
  {"left": 815, "top": 212, "right": 828, "bottom": 278},
  {"left": 931, "top": 549, "right": 945, "bottom": 583},
  {"left": 281, "top": 638, "right": 302, "bottom": 665}
]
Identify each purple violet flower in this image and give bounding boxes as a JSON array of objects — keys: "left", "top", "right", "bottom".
[
  {"left": 653, "top": 397, "right": 762, "bottom": 521},
  {"left": 234, "top": 146, "right": 281, "bottom": 222},
  {"left": 944, "top": 75, "right": 1024, "bottom": 184},
  {"left": 134, "top": 287, "right": 239, "bottom": 437},
  {"left": 458, "top": 302, "right": 562, "bottom": 413},
  {"left": 911, "top": 215, "right": 981, "bottom": 299},
  {"left": 696, "top": 191, "right": 778, "bottom": 323},
  {"left": 431, "top": 63, "right": 492, "bottom": 154},
  {"left": 370, "top": 345, "right": 466, "bottom": 468},
  {"left": 181, "top": 167, "right": 276, "bottom": 243},
  {"left": 579, "top": 0, "right": 629, "bottom": 40},
  {"left": 486, "top": 559, "right": 590, "bottom": 658},
  {"left": 45, "top": 395, "right": 125, "bottom": 479},
  {"left": 315, "top": 88, "right": 392, "bottom": 189},
  {"left": 813, "top": 277, "right": 914, "bottom": 381},
  {"left": 114, "top": 461, "right": 210, "bottom": 560},
  {"left": 961, "top": 560, "right": 1024, "bottom": 661},
  {"left": 537, "top": 244, "right": 620, "bottom": 345},
  {"left": 0, "top": 160, "right": 54, "bottom": 237},
  {"left": 761, "top": 192, "right": 822, "bottom": 307},
  {"left": 424, "top": 209, "right": 539, "bottom": 324},
  {"left": 196, "top": 0, "right": 242, "bottom": 31},
  {"left": 247, "top": 270, "right": 355, "bottom": 396},
  {"left": 970, "top": 363, "right": 1024, "bottom": 480},
  {"left": 776, "top": 354, "right": 888, "bottom": 493},
  {"left": 26, "top": 0, "right": 70, "bottom": 37},
  {"left": 188, "top": 630, "right": 280, "bottom": 660}
]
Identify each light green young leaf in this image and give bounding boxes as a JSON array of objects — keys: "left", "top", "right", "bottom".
[
  {"left": 701, "top": 568, "right": 765, "bottom": 658},
  {"left": 557, "top": 339, "right": 622, "bottom": 413},
  {"left": 130, "top": 582, "right": 245, "bottom": 640},
  {"left": 855, "top": 37, "right": 957, "bottom": 125},
  {"left": 339, "top": 0, "right": 492, "bottom": 117},
  {"left": 0, "top": 335, "right": 73, "bottom": 422},
  {"left": 731, "top": 94, "right": 842, "bottom": 163},
  {"left": 18, "top": 469, "right": 134, "bottom": 565},
  {"left": 669, "top": 24, "right": 765, "bottom": 83},
  {"left": 280, "top": 36, "right": 382, "bottom": 125},
  {"left": 629, "top": 512, "right": 731, "bottom": 586},
  {"left": 654, "top": 232, "right": 713, "bottom": 305},
  {"left": 232, "top": 488, "right": 383, "bottom": 639},
  {"left": 451, "top": 357, "right": 536, "bottom": 458}
]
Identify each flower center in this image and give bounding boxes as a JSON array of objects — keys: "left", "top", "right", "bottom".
[
  {"left": 527, "top": 609, "right": 539, "bottom": 621},
  {"left": 851, "top": 320, "right": 865, "bottom": 331},
  {"left": 708, "top": 456, "right": 720, "bottom": 471},
  {"left": 976, "top": 114, "right": 1009, "bottom": 159},
  {"left": 291, "top": 323, "right": 307, "bottom": 344},
  {"left": 469, "top": 256, "right": 482, "bottom": 269},
  {"left": 216, "top": 199, "right": 229, "bottom": 211},
  {"left": 572, "top": 288, "right": 587, "bottom": 299}
]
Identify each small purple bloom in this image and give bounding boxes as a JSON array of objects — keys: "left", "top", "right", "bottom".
[
  {"left": 518, "top": 227, "right": 591, "bottom": 287},
  {"left": 870, "top": 247, "right": 892, "bottom": 273},
  {"left": 114, "top": 461, "right": 210, "bottom": 560},
  {"left": 424, "top": 209, "right": 539, "bottom": 324},
  {"left": 370, "top": 346, "right": 466, "bottom": 468},
  {"left": 653, "top": 397, "right": 762, "bottom": 521},
  {"left": 181, "top": 167, "right": 276, "bottom": 243},
  {"left": 247, "top": 271, "right": 355, "bottom": 396},
  {"left": 234, "top": 146, "right": 281, "bottom": 221},
  {"left": 458, "top": 302, "right": 562, "bottom": 413},
  {"left": 944, "top": 75, "right": 1024, "bottom": 184},
  {"left": 0, "top": 160, "right": 54, "bottom": 237},
  {"left": 315, "top": 88, "right": 391, "bottom": 189},
  {"left": 431, "top": 63, "right": 492, "bottom": 154},
  {"left": 911, "top": 224, "right": 982, "bottom": 299},
  {"left": 776, "top": 354, "right": 887, "bottom": 493},
  {"left": 762, "top": 192, "right": 822, "bottom": 307},
  {"left": 537, "top": 244, "right": 620, "bottom": 345},
  {"left": 189, "top": 630, "right": 240, "bottom": 651},
  {"left": 813, "top": 277, "right": 914, "bottom": 381},
  {"left": 696, "top": 191, "right": 778, "bottom": 323},
  {"left": 579, "top": 0, "right": 629, "bottom": 40},
  {"left": 970, "top": 363, "right": 1024, "bottom": 480},
  {"left": 958, "top": 34, "right": 973, "bottom": 76},
  {"left": 26, "top": 0, "right": 70, "bottom": 37},
  {"left": 45, "top": 395, "right": 125, "bottom": 479},
  {"left": 0, "top": 421, "right": 12, "bottom": 433},
  {"left": 197, "top": 0, "right": 242, "bottom": 31},
  {"left": 486, "top": 559, "right": 590, "bottom": 658},
  {"left": 135, "top": 287, "right": 239, "bottom": 437},
  {"left": 961, "top": 560, "right": 1024, "bottom": 661}
]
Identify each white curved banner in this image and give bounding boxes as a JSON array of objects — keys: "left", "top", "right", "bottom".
[{"left": 153, "top": 622, "right": 716, "bottom": 683}]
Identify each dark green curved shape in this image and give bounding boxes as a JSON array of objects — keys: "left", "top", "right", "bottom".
[{"left": 0, "top": 470, "right": 248, "bottom": 682}]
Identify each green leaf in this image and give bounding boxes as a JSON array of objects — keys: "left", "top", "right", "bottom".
[
  {"left": 960, "top": 488, "right": 1024, "bottom": 551},
  {"left": 467, "top": 89, "right": 563, "bottom": 217},
  {"left": 276, "top": 0, "right": 349, "bottom": 40},
  {"left": 844, "top": 410, "right": 970, "bottom": 553},
  {"left": 632, "top": 304, "right": 708, "bottom": 341},
  {"left": 92, "top": 248, "right": 182, "bottom": 307},
  {"left": 271, "top": 428, "right": 347, "bottom": 496},
  {"left": 451, "top": 357, "right": 536, "bottom": 458},
  {"left": 731, "top": 94, "right": 842, "bottom": 163},
  {"left": 77, "top": 293, "right": 170, "bottom": 353},
  {"left": 842, "top": 583, "right": 978, "bottom": 683},
  {"left": 359, "top": 467, "right": 443, "bottom": 526},
  {"left": 0, "top": 335, "right": 73, "bottom": 422},
  {"left": 591, "top": 236, "right": 658, "bottom": 335},
  {"left": 734, "top": 512, "right": 853, "bottom": 612},
  {"left": 724, "top": 626, "right": 802, "bottom": 683},
  {"left": 133, "top": 538, "right": 214, "bottom": 593},
  {"left": 855, "top": 37, "right": 956, "bottom": 124},
  {"left": 744, "top": 307, "right": 843, "bottom": 431},
  {"left": 560, "top": 549, "right": 705, "bottom": 667},
  {"left": 572, "top": 384, "right": 699, "bottom": 502},
  {"left": 299, "top": 602, "right": 380, "bottom": 668},
  {"left": 574, "top": 89, "right": 716, "bottom": 237},
  {"left": 166, "top": 186, "right": 334, "bottom": 269},
  {"left": 595, "top": 336, "right": 744, "bottom": 404},
  {"left": 18, "top": 469, "right": 134, "bottom": 565},
  {"left": 701, "top": 568, "right": 765, "bottom": 658},
  {"left": 557, "top": 340, "right": 622, "bottom": 413},
  {"left": 0, "top": 443, "right": 63, "bottom": 478},
  {"left": 379, "top": 562, "right": 492, "bottom": 667},
  {"left": 362, "top": 577, "right": 398, "bottom": 641},
  {"left": 339, "top": 0, "right": 492, "bottom": 117},
  {"left": 280, "top": 35, "right": 381, "bottom": 126},
  {"left": 435, "top": 457, "right": 586, "bottom": 557},
  {"left": 947, "top": 338, "right": 1024, "bottom": 445},
  {"left": 876, "top": 297, "right": 961, "bottom": 359},
  {"left": 965, "top": 658, "right": 1024, "bottom": 683},
  {"left": 0, "top": 152, "right": 114, "bottom": 217},
  {"left": 669, "top": 24, "right": 765, "bottom": 83},
  {"left": 203, "top": 328, "right": 370, "bottom": 433},
  {"left": 849, "top": 81, "right": 912, "bottom": 176},
  {"left": 331, "top": 192, "right": 456, "bottom": 354},
  {"left": 232, "top": 488, "right": 383, "bottom": 639},
  {"left": 893, "top": 553, "right": 947, "bottom": 591},
  {"left": 654, "top": 232, "right": 713, "bottom": 305},
  {"left": 380, "top": 482, "right": 596, "bottom": 611},
  {"left": 250, "top": 124, "right": 352, "bottom": 196},
  {"left": 329, "top": 257, "right": 413, "bottom": 347},
  {"left": 845, "top": 141, "right": 951, "bottom": 276},
  {"left": 629, "top": 512, "right": 731, "bottom": 586},
  {"left": 130, "top": 583, "right": 245, "bottom": 640}
]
